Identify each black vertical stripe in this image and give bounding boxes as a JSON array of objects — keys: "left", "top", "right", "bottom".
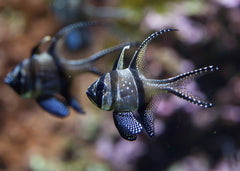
[
  {"left": 130, "top": 70, "right": 146, "bottom": 112},
  {"left": 96, "top": 74, "right": 106, "bottom": 108},
  {"left": 49, "top": 42, "right": 69, "bottom": 93},
  {"left": 29, "top": 56, "right": 37, "bottom": 93},
  {"left": 109, "top": 71, "right": 118, "bottom": 110},
  {"left": 49, "top": 43, "right": 64, "bottom": 79},
  {"left": 131, "top": 70, "right": 148, "bottom": 136}
]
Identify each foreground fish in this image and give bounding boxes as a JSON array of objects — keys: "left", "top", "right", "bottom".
[
  {"left": 5, "top": 21, "right": 135, "bottom": 117},
  {"left": 86, "top": 29, "right": 219, "bottom": 141}
]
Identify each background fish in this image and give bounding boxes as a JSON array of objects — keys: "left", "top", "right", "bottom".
[
  {"left": 4, "top": 21, "right": 136, "bottom": 117},
  {"left": 86, "top": 29, "right": 219, "bottom": 141}
]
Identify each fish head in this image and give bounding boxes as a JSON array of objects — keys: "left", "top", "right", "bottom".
[
  {"left": 86, "top": 73, "right": 113, "bottom": 111},
  {"left": 5, "top": 59, "right": 34, "bottom": 98}
]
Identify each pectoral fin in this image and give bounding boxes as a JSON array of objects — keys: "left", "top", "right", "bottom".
[
  {"left": 113, "top": 111, "right": 143, "bottom": 141},
  {"left": 37, "top": 97, "right": 69, "bottom": 117}
]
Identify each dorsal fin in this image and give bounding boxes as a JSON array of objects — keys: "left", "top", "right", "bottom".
[
  {"left": 112, "top": 45, "right": 130, "bottom": 70},
  {"left": 55, "top": 21, "right": 100, "bottom": 40},
  {"left": 48, "top": 21, "right": 101, "bottom": 54},
  {"left": 129, "top": 29, "right": 178, "bottom": 75},
  {"left": 60, "top": 42, "right": 138, "bottom": 76},
  {"left": 32, "top": 22, "right": 97, "bottom": 56}
]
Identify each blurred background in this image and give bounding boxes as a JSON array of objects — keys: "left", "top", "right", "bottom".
[{"left": 0, "top": 0, "right": 240, "bottom": 170}]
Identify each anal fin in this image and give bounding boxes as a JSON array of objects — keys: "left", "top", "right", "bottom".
[
  {"left": 140, "top": 110, "right": 155, "bottom": 137},
  {"left": 138, "top": 97, "right": 159, "bottom": 137}
]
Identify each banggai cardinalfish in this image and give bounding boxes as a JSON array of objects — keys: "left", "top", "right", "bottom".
[
  {"left": 86, "top": 29, "right": 219, "bottom": 141},
  {"left": 5, "top": 21, "right": 134, "bottom": 117}
]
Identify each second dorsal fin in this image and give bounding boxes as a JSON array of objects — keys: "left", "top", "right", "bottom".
[
  {"left": 129, "top": 29, "right": 178, "bottom": 76},
  {"left": 55, "top": 21, "right": 100, "bottom": 40}
]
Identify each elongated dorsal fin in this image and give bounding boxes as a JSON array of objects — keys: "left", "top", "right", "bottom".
[
  {"left": 48, "top": 21, "right": 101, "bottom": 55},
  {"left": 129, "top": 29, "right": 178, "bottom": 75},
  {"left": 32, "top": 22, "right": 97, "bottom": 56},
  {"left": 112, "top": 45, "right": 130, "bottom": 70},
  {"left": 59, "top": 42, "right": 138, "bottom": 76},
  {"left": 55, "top": 21, "right": 100, "bottom": 40}
]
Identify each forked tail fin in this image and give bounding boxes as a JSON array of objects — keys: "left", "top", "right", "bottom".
[{"left": 156, "top": 65, "right": 219, "bottom": 108}]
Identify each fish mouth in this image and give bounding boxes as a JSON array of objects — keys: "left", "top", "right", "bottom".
[{"left": 86, "top": 90, "right": 98, "bottom": 107}]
